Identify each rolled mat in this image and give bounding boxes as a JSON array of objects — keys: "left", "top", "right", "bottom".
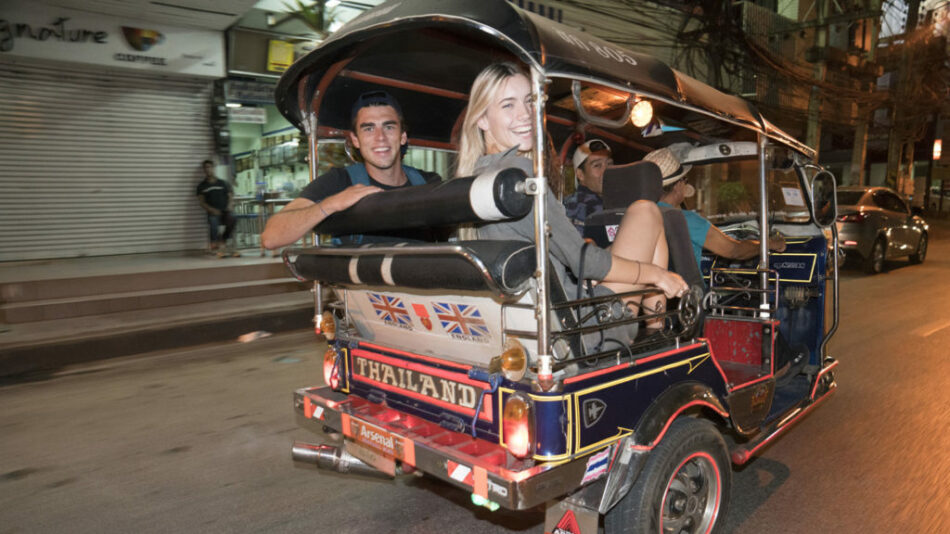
[{"left": 315, "top": 167, "right": 530, "bottom": 236}]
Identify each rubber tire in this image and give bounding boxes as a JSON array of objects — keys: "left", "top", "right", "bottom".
[
  {"left": 604, "top": 418, "right": 731, "bottom": 534},
  {"left": 864, "top": 237, "right": 886, "bottom": 274},
  {"left": 909, "top": 233, "right": 927, "bottom": 264}
]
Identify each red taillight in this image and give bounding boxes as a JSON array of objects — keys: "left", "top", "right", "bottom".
[
  {"left": 323, "top": 348, "right": 341, "bottom": 390},
  {"left": 502, "top": 394, "right": 534, "bottom": 458},
  {"left": 837, "top": 212, "right": 866, "bottom": 222}
]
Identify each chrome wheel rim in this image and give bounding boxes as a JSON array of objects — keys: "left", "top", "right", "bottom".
[{"left": 660, "top": 452, "right": 721, "bottom": 534}]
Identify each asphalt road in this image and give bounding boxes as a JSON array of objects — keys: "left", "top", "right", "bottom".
[{"left": 2, "top": 235, "right": 948, "bottom": 533}]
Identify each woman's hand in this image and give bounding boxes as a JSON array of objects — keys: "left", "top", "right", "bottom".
[{"left": 654, "top": 269, "right": 689, "bottom": 299}]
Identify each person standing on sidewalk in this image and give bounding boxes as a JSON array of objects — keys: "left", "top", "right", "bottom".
[{"left": 196, "top": 159, "right": 239, "bottom": 257}]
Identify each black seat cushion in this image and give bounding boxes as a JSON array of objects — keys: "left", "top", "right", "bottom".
[{"left": 286, "top": 240, "right": 535, "bottom": 295}]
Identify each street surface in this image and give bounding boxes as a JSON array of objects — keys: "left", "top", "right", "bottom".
[{"left": 2, "top": 237, "right": 949, "bottom": 533}]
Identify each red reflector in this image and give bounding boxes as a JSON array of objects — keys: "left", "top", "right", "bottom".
[
  {"left": 843, "top": 240, "right": 858, "bottom": 246},
  {"left": 837, "top": 212, "right": 866, "bottom": 222},
  {"left": 502, "top": 394, "right": 533, "bottom": 458},
  {"left": 323, "top": 349, "right": 340, "bottom": 390}
]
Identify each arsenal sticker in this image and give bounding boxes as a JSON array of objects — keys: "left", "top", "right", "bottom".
[{"left": 411, "top": 303, "right": 433, "bottom": 331}]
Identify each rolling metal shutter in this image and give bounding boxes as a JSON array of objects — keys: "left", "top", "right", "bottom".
[{"left": 0, "top": 59, "right": 214, "bottom": 261}]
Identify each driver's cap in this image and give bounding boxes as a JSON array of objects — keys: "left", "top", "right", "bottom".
[{"left": 573, "top": 139, "right": 611, "bottom": 172}]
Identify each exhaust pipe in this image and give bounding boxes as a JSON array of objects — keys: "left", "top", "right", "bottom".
[{"left": 292, "top": 442, "right": 388, "bottom": 478}]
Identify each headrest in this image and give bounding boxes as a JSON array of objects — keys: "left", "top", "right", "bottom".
[{"left": 601, "top": 161, "right": 664, "bottom": 210}]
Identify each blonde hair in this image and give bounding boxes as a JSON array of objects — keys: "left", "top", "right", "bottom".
[{"left": 455, "top": 62, "right": 530, "bottom": 177}]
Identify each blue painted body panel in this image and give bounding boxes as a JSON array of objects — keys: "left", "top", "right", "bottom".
[
  {"left": 335, "top": 338, "right": 731, "bottom": 460},
  {"left": 701, "top": 234, "right": 828, "bottom": 366}
]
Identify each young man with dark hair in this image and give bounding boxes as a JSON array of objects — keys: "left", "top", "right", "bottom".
[
  {"left": 261, "top": 91, "right": 441, "bottom": 249},
  {"left": 196, "top": 159, "right": 239, "bottom": 257}
]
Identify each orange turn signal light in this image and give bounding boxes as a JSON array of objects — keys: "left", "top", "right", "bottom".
[
  {"left": 499, "top": 342, "right": 527, "bottom": 382},
  {"left": 317, "top": 310, "right": 336, "bottom": 340}
]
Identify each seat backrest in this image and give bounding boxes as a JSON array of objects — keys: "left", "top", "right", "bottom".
[
  {"left": 601, "top": 161, "right": 664, "bottom": 209},
  {"left": 658, "top": 207, "right": 704, "bottom": 289}
]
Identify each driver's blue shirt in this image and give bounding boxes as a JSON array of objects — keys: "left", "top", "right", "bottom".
[{"left": 658, "top": 201, "right": 711, "bottom": 270}]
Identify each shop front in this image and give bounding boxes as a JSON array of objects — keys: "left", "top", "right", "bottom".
[{"left": 0, "top": 1, "right": 225, "bottom": 261}]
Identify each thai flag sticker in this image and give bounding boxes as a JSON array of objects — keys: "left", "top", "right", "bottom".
[
  {"left": 447, "top": 460, "right": 474, "bottom": 486},
  {"left": 433, "top": 302, "right": 489, "bottom": 342},
  {"left": 581, "top": 447, "right": 611, "bottom": 485},
  {"left": 368, "top": 293, "right": 412, "bottom": 329}
]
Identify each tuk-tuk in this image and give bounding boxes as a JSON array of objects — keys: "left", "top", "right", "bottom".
[{"left": 278, "top": 1, "right": 840, "bottom": 532}]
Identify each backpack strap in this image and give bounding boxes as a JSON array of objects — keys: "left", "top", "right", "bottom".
[
  {"left": 345, "top": 163, "right": 371, "bottom": 186},
  {"left": 403, "top": 165, "right": 427, "bottom": 186}
]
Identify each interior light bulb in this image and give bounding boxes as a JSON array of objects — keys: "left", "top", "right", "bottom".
[{"left": 631, "top": 99, "right": 653, "bottom": 128}]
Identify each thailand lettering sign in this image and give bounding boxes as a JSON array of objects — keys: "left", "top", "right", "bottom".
[
  {"left": 0, "top": 1, "right": 224, "bottom": 78},
  {"left": 351, "top": 349, "right": 492, "bottom": 421}
]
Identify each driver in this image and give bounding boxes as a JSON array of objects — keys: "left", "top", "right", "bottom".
[{"left": 644, "top": 147, "right": 786, "bottom": 268}]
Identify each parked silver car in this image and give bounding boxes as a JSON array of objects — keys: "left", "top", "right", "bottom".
[{"left": 836, "top": 186, "right": 929, "bottom": 273}]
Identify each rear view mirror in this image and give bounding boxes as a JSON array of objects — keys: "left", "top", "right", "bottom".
[{"left": 811, "top": 171, "right": 837, "bottom": 227}]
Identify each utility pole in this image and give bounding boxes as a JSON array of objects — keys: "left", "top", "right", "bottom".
[
  {"left": 805, "top": 0, "right": 830, "bottom": 156},
  {"left": 886, "top": 0, "right": 922, "bottom": 194},
  {"left": 849, "top": 0, "right": 883, "bottom": 186}
]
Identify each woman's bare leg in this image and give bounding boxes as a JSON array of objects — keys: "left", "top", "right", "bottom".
[{"left": 600, "top": 200, "right": 668, "bottom": 329}]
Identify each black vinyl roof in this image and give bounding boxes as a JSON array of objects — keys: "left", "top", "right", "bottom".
[{"left": 275, "top": 0, "right": 814, "bottom": 159}]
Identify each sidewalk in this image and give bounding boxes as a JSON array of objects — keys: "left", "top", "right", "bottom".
[{"left": 0, "top": 249, "right": 316, "bottom": 379}]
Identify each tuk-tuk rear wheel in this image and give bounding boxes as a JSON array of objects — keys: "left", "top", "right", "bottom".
[{"left": 604, "top": 418, "right": 731, "bottom": 534}]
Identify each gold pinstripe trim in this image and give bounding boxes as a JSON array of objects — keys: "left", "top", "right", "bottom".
[
  {"left": 573, "top": 353, "right": 711, "bottom": 454},
  {"left": 703, "top": 252, "right": 819, "bottom": 283},
  {"left": 341, "top": 347, "right": 351, "bottom": 393}
]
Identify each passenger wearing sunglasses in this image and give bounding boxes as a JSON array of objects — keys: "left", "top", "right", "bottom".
[
  {"left": 262, "top": 91, "right": 441, "bottom": 249},
  {"left": 564, "top": 139, "right": 613, "bottom": 234}
]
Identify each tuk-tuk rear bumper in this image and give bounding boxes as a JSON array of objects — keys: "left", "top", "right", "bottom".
[{"left": 293, "top": 386, "right": 601, "bottom": 511}]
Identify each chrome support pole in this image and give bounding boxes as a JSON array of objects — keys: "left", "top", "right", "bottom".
[
  {"left": 306, "top": 111, "right": 324, "bottom": 319},
  {"left": 757, "top": 133, "right": 770, "bottom": 317},
  {"left": 820, "top": 224, "right": 840, "bottom": 357},
  {"left": 530, "top": 68, "right": 552, "bottom": 371}
]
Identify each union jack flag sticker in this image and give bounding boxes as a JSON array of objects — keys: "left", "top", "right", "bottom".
[
  {"left": 432, "top": 302, "right": 489, "bottom": 337},
  {"left": 368, "top": 293, "right": 412, "bottom": 327}
]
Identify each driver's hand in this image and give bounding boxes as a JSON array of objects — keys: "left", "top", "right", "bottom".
[
  {"left": 768, "top": 234, "right": 787, "bottom": 252},
  {"left": 656, "top": 270, "right": 689, "bottom": 299}
]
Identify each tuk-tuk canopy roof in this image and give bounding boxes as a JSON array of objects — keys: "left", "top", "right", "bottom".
[{"left": 275, "top": 0, "right": 814, "bottom": 159}]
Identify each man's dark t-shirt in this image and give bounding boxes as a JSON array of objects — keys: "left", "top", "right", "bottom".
[
  {"left": 196, "top": 178, "right": 232, "bottom": 211},
  {"left": 299, "top": 166, "right": 442, "bottom": 244}
]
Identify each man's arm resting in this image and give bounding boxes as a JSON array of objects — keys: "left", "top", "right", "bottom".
[
  {"left": 260, "top": 184, "right": 382, "bottom": 249},
  {"left": 260, "top": 197, "right": 324, "bottom": 250}
]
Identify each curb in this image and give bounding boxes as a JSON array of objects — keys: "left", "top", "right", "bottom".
[{"left": 0, "top": 306, "right": 314, "bottom": 380}]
